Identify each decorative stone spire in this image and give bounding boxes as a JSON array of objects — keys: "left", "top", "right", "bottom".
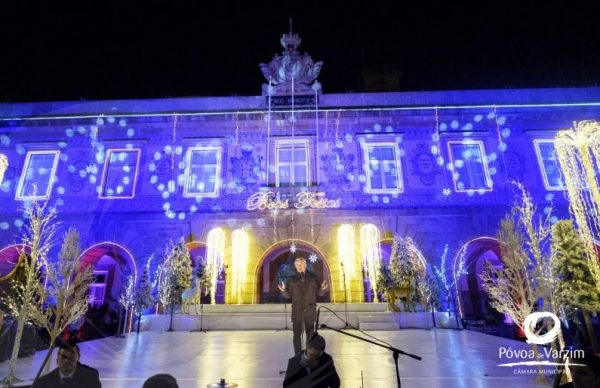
[{"left": 259, "top": 27, "right": 323, "bottom": 96}]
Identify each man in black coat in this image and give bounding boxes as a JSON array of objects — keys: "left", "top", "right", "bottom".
[
  {"left": 283, "top": 333, "right": 340, "bottom": 388},
  {"left": 278, "top": 256, "right": 328, "bottom": 353},
  {"left": 32, "top": 344, "right": 101, "bottom": 388}
]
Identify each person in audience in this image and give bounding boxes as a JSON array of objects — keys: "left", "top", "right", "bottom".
[
  {"left": 143, "top": 373, "right": 179, "bottom": 388},
  {"left": 560, "top": 351, "right": 600, "bottom": 387},
  {"left": 32, "top": 343, "right": 101, "bottom": 387},
  {"left": 283, "top": 333, "right": 340, "bottom": 388}
]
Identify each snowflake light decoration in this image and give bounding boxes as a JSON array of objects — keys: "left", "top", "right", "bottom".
[
  {"left": 308, "top": 253, "right": 318, "bottom": 263},
  {"left": 442, "top": 188, "right": 452, "bottom": 197},
  {"left": 290, "top": 242, "right": 297, "bottom": 253}
]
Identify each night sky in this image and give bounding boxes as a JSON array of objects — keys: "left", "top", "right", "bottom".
[{"left": 0, "top": 1, "right": 598, "bottom": 102}]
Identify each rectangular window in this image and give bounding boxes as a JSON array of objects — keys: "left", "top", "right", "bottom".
[
  {"left": 184, "top": 146, "right": 222, "bottom": 197},
  {"left": 89, "top": 270, "right": 108, "bottom": 306},
  {"left": 447, "top": 140, "right": 493, "bottom": 192},
  {"left": 99, "top": 149, "right": 141, "bottom": 199},
  {"left": 276, "top": 140, "right": 309, "bottom": 187},
  {"left": 534, "top": 139, "right": 565, "bottom": 190},
  {"left": 362, "top": 142, "right": 403, "bottom": 193},
  {"left": 16, "top": 150, "right": 60, "bottom": 200}
]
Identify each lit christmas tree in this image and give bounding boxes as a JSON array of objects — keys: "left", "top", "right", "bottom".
[{"left": 551, "top": 219, "right": 600, "bottom": 353}]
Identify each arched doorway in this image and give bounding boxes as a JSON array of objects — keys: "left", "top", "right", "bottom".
[
  {"left": 185, "top": 241, "right": 212, "bottom": 304},
  {"left": 255, "top": 239, "right": 331, "bottom": 304},
  {"left": 79, "top": 242, "right": 137, "bottom": 336},
  {"left": 454, "top": 237, "right": 504, "bottom": 324}
]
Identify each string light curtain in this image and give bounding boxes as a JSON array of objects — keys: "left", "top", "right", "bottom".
[
  {"left": 206, "top": 227, "right": 226, "bottom": 305},
  {"left": 555, "top": 120, "right": 600, "bottom": 288},
  {"left": 231, "top": 229, "right": 249, "bottom": 304},
  {"left": 360, "top": 223, "right": 382, "bottom": 302},
  {"left": 337, "top": 224, "right": 356, "bottom": 302}
]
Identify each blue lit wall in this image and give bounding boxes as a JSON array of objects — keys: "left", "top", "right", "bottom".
[{"left": 0, "top": 87, "right": 598, "bottom": 292}]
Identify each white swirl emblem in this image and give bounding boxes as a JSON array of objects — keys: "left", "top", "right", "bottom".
[{"left": 523, "top": 312, "right": 561, "bottom": 345}]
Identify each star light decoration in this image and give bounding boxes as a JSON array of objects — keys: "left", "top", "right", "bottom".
[
  {"left": 289, "top": 242, "right": 297, "bottom": 253},
  {"left": 442, "top": 188, "right": 452, "bottom": 197},
  {"left": 308, "top": 253, "right": 318, "bottom": 263}
]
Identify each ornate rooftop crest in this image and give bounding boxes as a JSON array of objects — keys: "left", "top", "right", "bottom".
[{"left": 259, "top": 28, "right": 323, "bottom": 96}]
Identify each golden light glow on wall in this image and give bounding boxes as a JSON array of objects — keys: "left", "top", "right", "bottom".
[
  {"left": 337, "top": 224, "right": 356, "bottom": 302},
  {"left": 231, "top": 229, "right": 249, "bottom": 304},
  {"left": 555, "top": 120, "right": 600, "bottom": 287},
  {"left": 206, "top": 227, "right": 226, "bottom": 305},
  {"left": 360, "top": 223, "right": 382, "bottom": 302},
  {"left": 0, "top": 153, "right": 7, "bottom": 186}
]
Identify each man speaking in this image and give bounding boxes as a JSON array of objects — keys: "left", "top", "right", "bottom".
[{"left": 278, "top": 256, "right": 328, "bottom": 353}]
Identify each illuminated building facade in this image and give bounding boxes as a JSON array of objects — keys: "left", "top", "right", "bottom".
[{"left": 0, "top": 33, "right": 599, "bottom": 321}]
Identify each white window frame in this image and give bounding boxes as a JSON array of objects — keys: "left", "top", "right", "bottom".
[
  {"left": 275, "top": 139, "right": 310, "bottom": 187},
  {"left": 533, "top": 139, "right": 565, "bottom": 191},
  {"left": 89, "top": 270, "right": 109, "bottom": 306},
  {"left": 99, "top": 148, "right": 141, "bottom": 199},
  {"left": 361, "top": 142, "right": 404, "bottom": 194},
  {"left": 183, "top": 146, "right": 222, "bottom": 198},
  {"left": 447, "top": 140, "right": 493, "bottom": 192},
  {"left": 15, "top": 150, "right": 60, "bottom": 201}
]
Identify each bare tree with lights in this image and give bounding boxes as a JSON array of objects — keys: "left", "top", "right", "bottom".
[
  {"left": 158, "top": 239, "right": 192, "bottom": 331},
  {"left": 117, "top": 273, "right": 134, "bottom": 336},
  {"left": 555, "top": 120, "right": 600, "bottom": 290},
  {"left": 481, "top": 215, "right": 536, "bottom": 326},
  {"left": 1, "top": 202, "right": 58, "bottom": 387},
  {"left": 34, "top": 227, "right": 94, "bottom": 376},
  {"left": 481, "top": 215, "right": 548, "bottom": 381},
  {"left": 133, "top": 263, "right": 156, "bottom": 334}
]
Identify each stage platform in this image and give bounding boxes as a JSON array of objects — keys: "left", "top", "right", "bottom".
[
  {"left": 0, "top": 329, "right": 554, "bottom": 387},
  {"left": 142, "top": 303, "right": 462, "bottom": 331}
]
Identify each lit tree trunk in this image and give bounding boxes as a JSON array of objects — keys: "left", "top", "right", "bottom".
[
  {"left": 116, "top": 307, "right": 123, "bottom": 337},
  {"left": 5, "top": 313, "right": 27, "bottom": 386},
  {"left": 168, "top": 303, "right": 175, "bottom": 332}
]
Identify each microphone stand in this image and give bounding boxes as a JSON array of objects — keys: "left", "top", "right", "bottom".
[
  {"left": 319, "top": 323, "right": 421, "bottom": 388},
  {"left": 277, "top": 275, "right": 292, "bottom": 331},
  {"left": 340, "top": 261, "right": 350, "bottom": 328},
  {"left": 316, "top": 306, "right": 421, "bottom": 388},
  {"left": 191, "top": 289, "right": 208, "bottom": 333}
]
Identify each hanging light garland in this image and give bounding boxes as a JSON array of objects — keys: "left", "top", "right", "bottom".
[
  {"left": 431, "top": 107, "right": 451, "bottom": 196},
  {"left": 170, "top": 114, "right": 178, "bottom": 172},
  {"left": 0, "top": 153, "right": 8, "bottom": 186},
  {"left": 555, "top": 120, "right": 600, "bottom": 287}
]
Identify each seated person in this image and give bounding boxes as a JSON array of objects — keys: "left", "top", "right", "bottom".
[
  {"left": 143, "top": 373, "right": 179, "bottom": 388},
  {"left": 283, "top": 333, "right": 340, "bottom": 388},
  {"left": 33, "top": 343, "right": 101, "bottom": 388}
]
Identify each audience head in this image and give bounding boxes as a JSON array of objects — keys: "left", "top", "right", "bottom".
[
  {"left": 57, "top": 344, "right": 80, "bottom": 375},
  {"left": 143, "top": 373, "right": 179, "bottom": 388},
  {"left": 306, "top": 334, "right": 326, "bottom": 361}
]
